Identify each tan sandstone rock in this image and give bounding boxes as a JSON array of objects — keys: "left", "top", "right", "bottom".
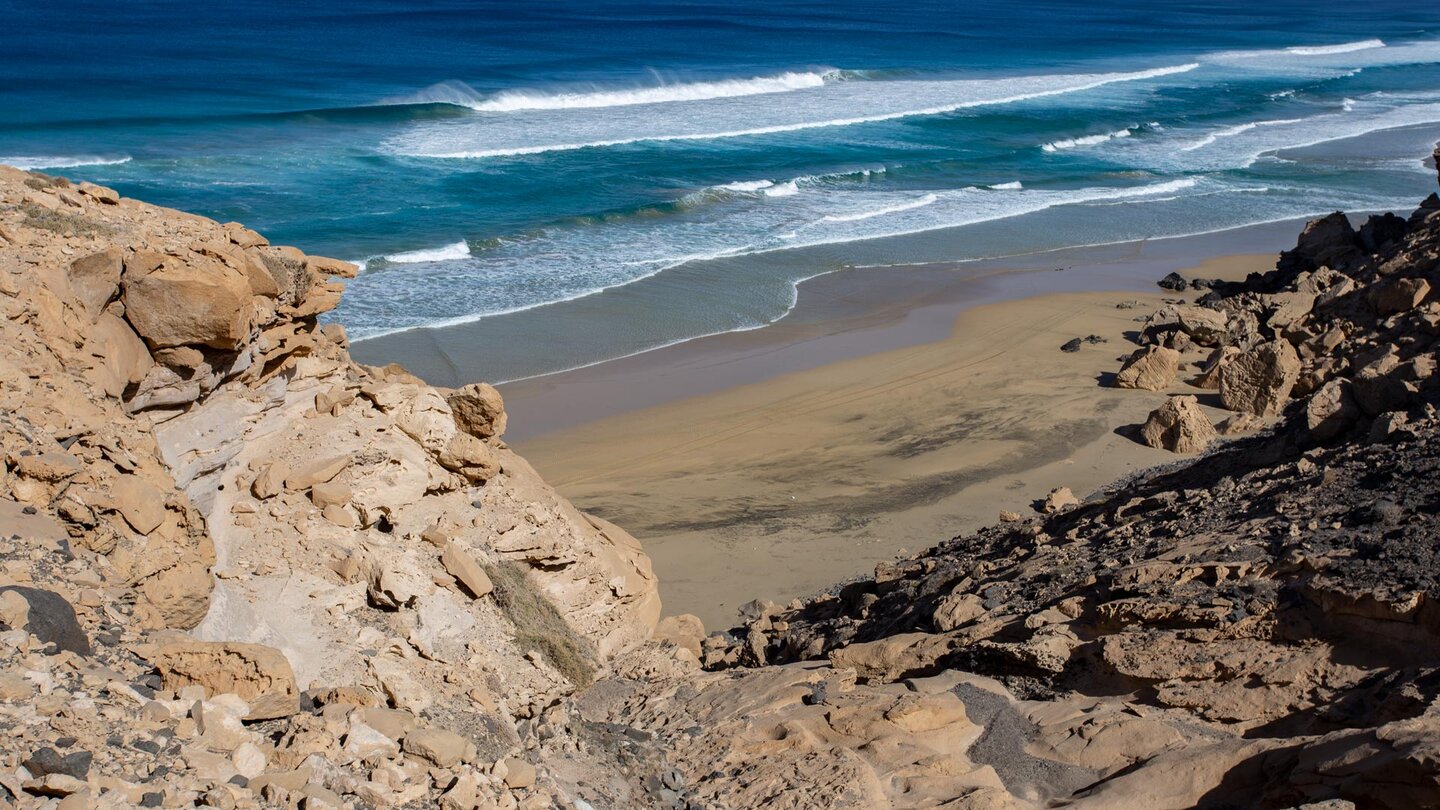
[
  {"left": 447, "top": 382, "right": 508, "bottom": 439},
  {"left": 148, "top": 640, "right": 300, "bottom": 720},
  {"left": 122, "top": 255, "right": 258, "bottom": 349},
  {"left": 1139, "top": 396, "right": 1217, "bottom": 454},
  {"left": 1218, "top": 340, "right": 1301, "bottom": 415},
  {"left": 439, "top": 542, "right": 493, "bottom": 600},
  {"left": 1115, "top": 346, "right": 1181, "bottom": 391}
]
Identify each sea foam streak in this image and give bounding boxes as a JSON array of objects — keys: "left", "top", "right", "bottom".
[
  {"left": 1042, "top": 128, "right": 1134, "bottom": 152},
  {"left": 384, "top": 241, "right": 471, "bottom": 263},
  {"left": 822, "top": 193, "right": 939, "bottom": 222},
  {"left": 0, "top": 155, "right": 131, "bottom": 170},
  {"left": 390, "top": 64, "right": 1200, "bottom": 159},
  {"left": 343, "top": 176, "right": 1210, "bottom": 341},
  {"left": 449, "top": 71, "right": 834, "bottom": 112},
  {"left": 1181, "top": 119, "right": 1306, "bottom": 151},
  {"left": 1286, "top": 39, "right": 1385, "bottom": 56}
]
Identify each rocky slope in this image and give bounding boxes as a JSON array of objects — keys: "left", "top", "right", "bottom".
[
  {"left": 0, "top": 164, "right": 660, "bottom": 809},
  {"left": 659, "top": 156, "right": 1440, "bottom": 808},
  {"left": 1, "top": 152, "right": 1439, "bottom": 810}
]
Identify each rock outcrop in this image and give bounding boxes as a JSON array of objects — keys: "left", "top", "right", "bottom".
[
  {"left": 1139, "top": 394, "right": 1216, "bottom": 453},
  {"left": 0, "top": 166, "right": 660, "bottom": 809},
  {"left": 686, "top": 165, "right": 1440, "bottom": 808},
  {"left": 4, "top": 153, "right": 1440, "bottom": 809}
]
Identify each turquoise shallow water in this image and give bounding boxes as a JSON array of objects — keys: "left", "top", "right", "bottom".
[{"left": 3, "top": 1, "right": 1440, "bottom": 379}]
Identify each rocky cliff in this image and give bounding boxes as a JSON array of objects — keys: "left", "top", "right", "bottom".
[
  {"left": 0, "top": 164, "right": 660, "bottom": 809},
  {"left": 2, "top": 154, "right": 1439, "bottom": 810}
]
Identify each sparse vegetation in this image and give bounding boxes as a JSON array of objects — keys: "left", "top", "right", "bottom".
[
  {"left": 483, "top": 559, "right": 596, "bottom": 687},
  {"left": 19, "top": 201, "right": 113, "bottom": 237},
  {"left": 22, "top": 172, "right": 69, "bottom": 191}
]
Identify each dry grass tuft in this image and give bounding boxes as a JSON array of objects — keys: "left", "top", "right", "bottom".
[{"left": 483, "top": 559, "right": 596, "bottom": 687}]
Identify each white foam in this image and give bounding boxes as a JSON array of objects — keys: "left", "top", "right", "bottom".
[
  {"left": 719, "top": 180, "right": 776, "bottom": 192},
  {"left": 821, "top": 193, "right": 939, "bottom": 222},
  {"left": 340, "top": 175, "right": 1215, "bottom": 341},
  {"left": 391, "top": 63, "right": 1200, "bottom": 159},
  {"left": 1286, "top": 39, "right": 1385, "bottom": 56},
  {"left": 990, "top": 181, "right": 1024, "bottom": 190},
  {"left": 1041, "top": 127, "right": 1134, "bottom": 152},
  {"left": 764, "top": 181, "right": 799, "bottom": 197},
  {"left": 1180, "top": 119, "right": 1306, "bottom": 151},
  {"left": 384, "top": 240, "right": 471, "bottom": 263},
  {"left": 0, "top": 155, "right": 131, "bottom": 170},
  {"left": 453, "top": 71, "right": 834, "bottom": 112}
]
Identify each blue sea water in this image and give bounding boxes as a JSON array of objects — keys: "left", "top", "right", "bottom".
[{"left": 3, "top": 1, "right": 1440, "bottom": 380}]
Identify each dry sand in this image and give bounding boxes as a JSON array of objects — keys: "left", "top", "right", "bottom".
[{"left": 509, "top": 253, "right": 1276, "bottom": 630}]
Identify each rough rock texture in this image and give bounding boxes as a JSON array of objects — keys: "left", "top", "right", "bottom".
[
  {"left": 1114, "top": 345, "right": 1181, "bottom": 391},
  {"left": 0, "top": 166, "right": 660, "bottom": 810},
  {"left": 1139, "top": 395, "right": 1217, "bottom": 453},
  {"left": 4, "top": 157, "right": 1440, "bottom": 809},
  {"left": 686, "top": 172, "right": 1440, "bottom": 808}
]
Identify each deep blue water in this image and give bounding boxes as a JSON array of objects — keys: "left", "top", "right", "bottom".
[{"left": 4, "top": 1, "right": 1440, "bottom": 378}]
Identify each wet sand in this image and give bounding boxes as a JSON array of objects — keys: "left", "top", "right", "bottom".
[{"left": 491, "top": 235, "right": 1285, "bottom": 629}]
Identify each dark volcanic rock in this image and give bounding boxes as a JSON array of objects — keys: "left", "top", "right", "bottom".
[
  {"left": 1157, "top": 272, "right": 1188, "bottom": 291},
  {"left": 0, "top": 586, "right": 91, "bottom": 656}
]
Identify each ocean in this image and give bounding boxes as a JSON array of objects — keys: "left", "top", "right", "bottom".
[{"left": 4, "top": 0, "right": 1440, "bottom": 381}]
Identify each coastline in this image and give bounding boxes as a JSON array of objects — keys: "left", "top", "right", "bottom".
[
  {"left": 496, "top": 219, "right": 1307, "bottom": 441},
  {"left": 474, "top": 225, "right": 1298, "bottom": 628}
]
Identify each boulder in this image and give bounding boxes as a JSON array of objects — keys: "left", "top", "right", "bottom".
[
  {"left": 447, "top": 383, "right": 508, "bottom": 439},
  {"left": 310, "top": 481, "right": 351, "bottom": 508},
  {"left": 67, "top": 247, "right": 123, "bottom": 320},
  {"left": 1370, "top": 278, "right": 1431, "bottom": 316},
  {"left": 285, "top": 455, "right": 349, "bottom": 490},
  {"left": 401, "top": 727, "right": 468, "bottom": 767},
  {"left": 1306, "top": 379, "right": 1361, "bottom": 442},
  {"left": 110, "top": 475, "right": 167, "bottom": 535},
  {"left": 1115, "top": 346, "right": 1181, "bottom": 391},
  {"left": 1218, "top": 340, "right": 1300, "bottom": 416},
  {"left": 148, "top": 640, "right": 300, "bottom": 720},
  {"left": 1157, "top": 272, "right": 1187, "bottom": 291},
  {"left": 1352, "top": 353, "right": 1415, "bottom": 417},
  {"left": 1043, "top": 487, "right": 1080, "bottom": 513},
  {"left": 1173, "top": 306, "right": 1228, "bottom": 345},
  {"left": 250, "top": 461, "right": 288, "bottom": 500},
  {"left": 439, "top": 542, "right": 493, "bottom": 599},
  {"left": 437, "top": 433, "right": 500, "bottom": 483},
  {"left": 86, "top": 312, "right": 154, "bottom": 397},
  {"left": 0, "top": 587, "right": 91, "bottom": 656},
  {"left": 122, "top": 255, "right": 258, "bottom": 349},
  {"left": 502, "top": 758, "right": 537, "bottom": 790},
  {"left": 1139, "top": 396, "right": 1217, "bottom": 454},
  {"left": 1278, "top": 212, "right": 1363, "bottom": 274},
  {"left": 654, "top": 614, "right": 706, "bottom": 657}
]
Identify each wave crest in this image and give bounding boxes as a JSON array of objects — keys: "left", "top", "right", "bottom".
[
  {"left": 395, "top": 70, "right": 838, "bottom": 113},
  {"left": 0, "top": 155, "right": 131, "bottom": 170},
  {"left": 1042, "top": 127, "right": 1135, "bottom": 152}
]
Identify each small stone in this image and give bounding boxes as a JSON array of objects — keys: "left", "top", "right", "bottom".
[
  {"left": 402, "top": 727, "right": 468, "bottom": 768},
  {"left": 502, "top": 757, "right": 536, "bottom": 789}
]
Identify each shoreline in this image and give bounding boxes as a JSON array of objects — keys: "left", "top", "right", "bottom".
[
  {"left": 486, "top": 233, "right": 1292, "bottom": 628},
  {"left": 349, "top": 216, "right": 1325, "bottom": 399},
  {"left": 356, "top": 219, "right": 1307, "bottom": 630},
  {"left": 498, "top": 218, "right": 1306, "bottom": 441}
]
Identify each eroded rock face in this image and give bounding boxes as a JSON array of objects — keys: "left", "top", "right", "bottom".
[
  {"left": 1139, "top": 395, "right": 1217, "bottom": 454},
  {"left": 1219, "top": 339, "right": 1301, "bottom": 416},
  {"left": 6, "top": 155, "right": 1440, "bottom": 810},
  {"left": 147, "top": 640, "right": 299, "bottom": 720},
  {"left": 1114, "top": 345, "right": 1180, "bottom": 391},
  {"left": 0, "top": 165, "right": 664, "bottom": 809}
]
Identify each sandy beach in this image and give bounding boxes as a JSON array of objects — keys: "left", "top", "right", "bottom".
[{"left": 495, "top": 230, "right": 1289, "bottom": 629}]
